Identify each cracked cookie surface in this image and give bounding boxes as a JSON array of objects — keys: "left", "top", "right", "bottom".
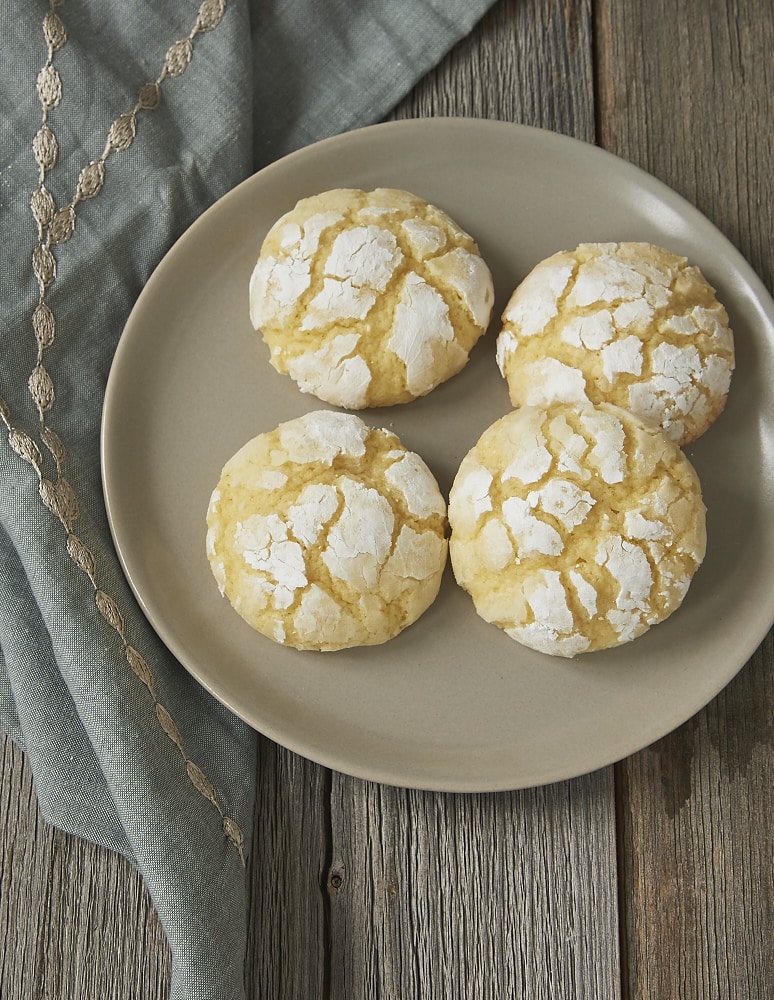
[
  {"left": 249, "top": 187, "right": 494, "bottom": 408},
  {"left": 495, "top": 242, "right": 734, "bottom": 445},
  {"left": 448, "top": 402, "right": 706, "bottom": 657},
  {"left": 206, "top": 410, "right": 448, "bottom": 650}
]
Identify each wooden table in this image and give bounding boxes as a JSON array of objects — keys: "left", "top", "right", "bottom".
[{"left": 3, "top": 1, "right": 773, "bottom": 996}]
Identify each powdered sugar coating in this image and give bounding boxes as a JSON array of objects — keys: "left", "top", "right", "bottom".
[
  {"left": 448, "top": 402, "right": 706, "bottom": 658},
  {"left": 206, "top": 410, "right": 448, "bottom": 651},
  {"left": 496, "top": 242, "right": 735, "bottom": 445},
  {"left": 249, "top": 188, "right": 494, "bottom": 408}
]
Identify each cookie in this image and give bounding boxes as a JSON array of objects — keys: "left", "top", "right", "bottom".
[
  {"left": 495, "top": 242, "right": 734, "bottom": 445},
  {"left": 448, "top": 402, "right": 706, "bottom": 657},
  {"left": 206, "top": 410, "right": 448, "bottom": 651},
  {"left": 249, "top": 187, "right": 494, "bottom": 408}
]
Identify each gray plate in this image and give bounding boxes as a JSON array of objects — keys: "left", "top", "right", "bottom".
[{"left": 102, "top": 119, "right": 774, "bottom": 791}]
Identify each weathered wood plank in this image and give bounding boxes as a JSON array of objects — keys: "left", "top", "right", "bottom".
[
  {"left": 0, "top": 733, "right": 171, "bottom": 1000},
  {"left": 618, "top": 634, "right": 774, "bottom": 999},
  {"left": 595, "top": 0, "right": 774, "bottom": 289},
  {"left": 15, "top": 3, "right": 774, "bottom": 999},
  {"left": 390, "top": 0, "right": 596, "bottom": 141},
  {"left": 245, "top": 739, "right": 329, "bottom": 999},
  {"left": 596, "top": 0, "right": 774, "bottom": 996},
  {"left": 314, "top": 4, "right": 620, "bottom": 1000},
  {"left": 326, "top": 772, "right": 620, "bottom": 999}
]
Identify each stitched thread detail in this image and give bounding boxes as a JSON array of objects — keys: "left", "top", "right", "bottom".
[{"left": 0, "top": 0, "right": 245, "bottom": 866}]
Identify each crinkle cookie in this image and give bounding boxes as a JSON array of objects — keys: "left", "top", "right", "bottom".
[
  {"left": 448, "top": 402, "right": 706, "bottom": 658},
  {"left": 495, "top": 242, "right": 734, "bottom": 445},
  {"left": 249, "top": 187, "right": 495, "bottom": 408},
  {"left": 206, "top": 410, "right": 448, "bottom": 651}
]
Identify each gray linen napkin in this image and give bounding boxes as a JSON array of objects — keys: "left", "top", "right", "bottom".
[{"left": 0, "top": 1, "right": 496, "bottom": 997}]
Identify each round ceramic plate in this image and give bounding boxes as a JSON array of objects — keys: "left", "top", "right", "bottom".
[{"left": 102, "top": 119, "right": 774, "bottom": 791}]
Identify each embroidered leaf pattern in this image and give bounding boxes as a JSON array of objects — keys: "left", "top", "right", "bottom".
[
  {"left": 33, "top": 126, "right": 58, "bottom": 172},
  {"left": 125, "top": 647, "right": 155, "bottom": 694},
  {"left": 31, "top": 186, "right": 56, "bottom": 228},
  {"left": 76, "top": 161, "right": 105, "bottom": 200},
  {"left": 137, "top": 83, "right": 161, "bottom": 111},
  {"left": 95, "top": 590, "right": 124, "bottom": 634},
  {"left": 49, "top": 206, "right": 75, "bottom": 244},
  {"left": 164, "top": 38, "right": 193, "bottom": 78},
  {"left": 66, "top": 533, "right": 97, "bottom": 581},
  {"left": 197, "top": 0, "right": 227, "bottom": 32},
  {"left": 32, "top": 246, "right": 56, "bottom": 290},
  {"left": 37, "top": 65, "right": 62, "bottom": 110},
  {"left": 8, "top": 429, "right": 43, "bottom": 470},
  {"left": 186, "top": 761, "right": 218, "bottom": 805},
  {"left": 39, "top": 424, "right": 66, "bottom": 466},
  {"left": 43, "top": 12, "right": 67, "bottom": 52},
  {"left": 0, "top": 0, "right": 246, "bottom": 866},
  {"left": 156, "top": 704, "right": 185, "bottom": 753},
  {"left": 107, "top": 112, "right": 137, "bottom": 153}
]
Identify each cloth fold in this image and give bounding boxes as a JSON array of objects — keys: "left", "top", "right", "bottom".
[{"left": 0, "top": 1, "right": 496, "bottom": 997}]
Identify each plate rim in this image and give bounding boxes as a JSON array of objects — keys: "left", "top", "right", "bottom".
[{"left": 102, "top": 117, "right": 774, "bottom": 791}]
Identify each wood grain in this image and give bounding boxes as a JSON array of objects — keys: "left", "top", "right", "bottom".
[
  {"left": 245, "top": 742, "right": 328, "bottom": 999},
  {"left": 0, "top": 734, "right": 171, "bottom": 999},
  {"left": 390, "top": 0, "right": 596, "bottom": 140},
  {"left": 619, "top": 636, "right": 774, "bottom": 999},
  {"left": 325, "top": 772, "right": 619, "bottom": 1000},
  {"left": 291, "top": 5, "right": 619, "bottom": 998},
  {"left": 2, "top": 2, "right": 773, "bottom": 999},
  {"left": 245, "top": 8, "right": 622, "bottom": 995},
  {"left": 595, "top": 0, "right": 774, "bottom": 289},
  {"left": 596, "top": 1, "right": 774, "bottom": 997}
]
